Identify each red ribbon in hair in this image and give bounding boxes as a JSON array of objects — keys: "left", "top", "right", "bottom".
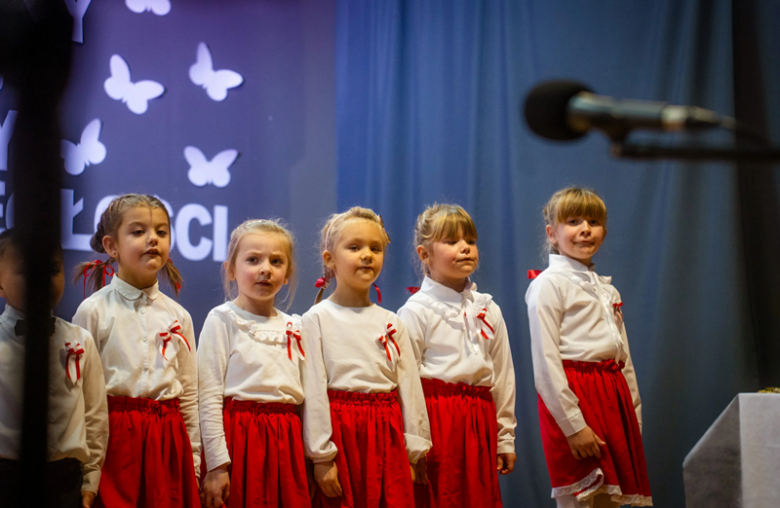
[
  {"left": 82, "top": 260, "right": 115, "bottom": 298},
  {"left": 159, "top": 320, "right": 190, "bottom": 360},
  {"left": 406, "top": 286, "right": 420, "bottom": 295},
  {"left": 285, "top": 322, "right": 305, "bottom": 361},
  {"left": 378, "top": 323, "right": 401, "bottom": 363},
  {"left": 528, "top": 269, "right": 542, "bottom": 279},
  {"left": 64, "top": 341, "right": 85, "bottom": 382},
  {"left": 315, "top": 277, "right": 329, "bottom": 289},
  {"left": 373, "top": 283, "right": 382, "bottom": 304}
]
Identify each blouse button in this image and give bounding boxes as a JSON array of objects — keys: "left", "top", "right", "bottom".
[
  {"left": 143, "top": 366, "right": 148, "bottom": 372},
  {"left": 140, "top": 308, "right": 145, "bottom": 314}
]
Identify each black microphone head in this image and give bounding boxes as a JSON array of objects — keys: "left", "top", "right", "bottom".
[{"left": 524, "top": 80, "right": 593, "bottom": 141}]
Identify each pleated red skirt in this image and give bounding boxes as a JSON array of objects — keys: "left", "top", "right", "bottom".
[
  {"left": 220, "top": 398, "right": 310, "bottom": 508},
  {"left": 313, "top": 389, "right": 414, "bottom": 508},
  {"left": 414, "top": 378, "right": 502, "bottom": 508},
  {"left": 538, "top": 360, "right": 652, "bottom": 506},
  {"left": 95, "top": 396, "right": 200, "bottom": 508}
]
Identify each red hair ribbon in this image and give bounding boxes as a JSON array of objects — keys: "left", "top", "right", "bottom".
[
  {"left": 159, "top": 320, "right": 190, "bottom": 360},
  {"left": 476, "top": 308, "right": 495, "bottom": 340},
  {"left": 64, "top": 340, "right": 85, "bottom": 382},
  {"left": 528, "top": 270, "right": 542, "bottom": 279},
  {"left": 373, "top": 283, "right": 382, "bottom": 304},
  {"left": 315, "top": 277, "right": 329, "bottom": 289},
  {"left": 82, "top": 260, "right": 115, "bottom": 298},
  {"left": 378, "top": 323, "right": 401, "bottom": 363},
  {"left": 406, "top": 286, "right": 420, "bottom": 295},
  {"left": 286, "top": 322, "right": 305, "bottom": 361}
]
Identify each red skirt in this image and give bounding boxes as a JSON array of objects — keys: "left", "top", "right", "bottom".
[
  {"left": 313, "top": 389, "right": 414, "bottom": 508},
  {"left": 95, "top": 396, "right": 200, "bottom": 508},
  {"left": 220, "top": 398, "right": 310, "bottom": 508},
  {"left": 414, "top": 378, "right": 502, "bottom": 508},
  {"left": 538, "top": 360, "right": 652, "bottom": 506}
]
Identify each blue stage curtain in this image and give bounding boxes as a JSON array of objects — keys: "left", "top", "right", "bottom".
[{"left": 335, "top": 1, "right": 779, "bottom": 505}]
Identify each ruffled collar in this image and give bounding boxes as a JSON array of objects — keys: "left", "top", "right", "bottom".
[
  {"left": 111, "top": 275, "right": 160, "bottom": 302},
  {"left": 547, "top": 254, "right": 612, "bottom": 285},
  {"left": 419, "top": 276, "right": 477, "bottom": 308},
  {"left": 225, "top": 301, "right": 286, "bottom": 330}
]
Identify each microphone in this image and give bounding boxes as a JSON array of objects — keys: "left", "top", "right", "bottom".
[{"left": 523, "top": 80, "right": 725, "bottom": 141}]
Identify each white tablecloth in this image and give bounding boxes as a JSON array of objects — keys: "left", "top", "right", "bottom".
[{"left": 683, "top": 393, "right": 780, "bottom": 508}]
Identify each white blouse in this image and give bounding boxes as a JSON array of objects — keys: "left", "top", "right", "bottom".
[
  {"left": 198, "top": 302, "right": 305, "bottom": 471},
  {"left": 72, "top": 276, "right": 201, "bottom": 473},
  {"left": 525, "top": 254, "right": 642, "bottom": 437},
  {"left": 0, "top": 305, "right": 108, "bottom": 493},
  {"left": 397, "top": 277, "right": 517, "bottom": 454},
  {"left": 301, "top": 299, "right": 432, "bottom": 464}
]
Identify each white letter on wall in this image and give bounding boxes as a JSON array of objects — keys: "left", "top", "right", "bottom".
[{"left": 175, "top": 204, "right": 212, "bottom": 261}]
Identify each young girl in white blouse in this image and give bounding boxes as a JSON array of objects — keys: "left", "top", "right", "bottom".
[
  {"left": 198, "top": 219, "right": 310, "bottom": 508},
  {"left": 525, "top": 188, "right": 651, "bottom": 508},
  {"left": 397, "top": 204, "right": 516, "bottom": 508},
  {"left": 302, "top": 207, "right": 432, "bottom": 508},
  {"left": 73, "top": 194, "right": 200, "bottom": 508}
]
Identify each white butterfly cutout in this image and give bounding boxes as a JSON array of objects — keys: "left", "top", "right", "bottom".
[
  {"left": 125, "top": 0, "right": 171, "bottom": 16},
  {"left": 104, "top": 55, "right": 164, "bottom": 115},
  {"left": 60, "top": 119, "right": 106, "bottom": 176},
  {"left": 189, "top": 43, "right": 243, "bottom": 102},
  {"left": 184, "top": 146, "right": 238, "bottom": 188}
]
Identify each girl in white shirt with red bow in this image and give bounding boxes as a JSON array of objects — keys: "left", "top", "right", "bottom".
[
  {"left": 198, "top": 219, "right": 310, "bottom": 508},
  {"left": 302, "top": 206, "right": 432, "bottom": 508},
  {"left": 525, "top": 188, "right": 651, "bottom": 508},
  {"left": 73, "top": 194, "right": 200, "bottom": 508},
  {"left": 397, "top": 204, "right": 517, "bottom": 508}
]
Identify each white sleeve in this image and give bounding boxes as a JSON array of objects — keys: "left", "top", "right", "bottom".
[
  {"left": 619, "top": 322, "right": 642, "bottom": 432},
  {"left": 396, "top": 303, "right": 425, "bottom": 368},
  {"left": 177, "top": 313, "right": 201, "bottom": 476},
  {"left": 393, "top": 320, "right": 432, "bottom": 463},
  {"left": 526, "top": 278, "right": 587, "bottom": 437},
  {"left": 197, "top": 313, "right": 231, "bottom": 470},
  {"left": 301, "top": 312, "right": 338, "bottom": 463},
  {"left": 72, "top": 300, "right": 101, "bottom": 350},
  {"left": 80, "top": 331, "right": 109, "bottom": 493},
  {"left": 487, "top": 305, "right": 517, "bottom": 454}
]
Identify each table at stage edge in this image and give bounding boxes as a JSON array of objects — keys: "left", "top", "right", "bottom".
[{"left": 683, "top": 393, "right": 780, "bottom": 508}]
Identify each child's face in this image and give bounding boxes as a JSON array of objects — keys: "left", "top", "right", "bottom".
[
  {"left": 0, "top": 246, "right": 65, "bottom": 312},
  {"left": 547, "top": 216, "right": 606, "bottom": 266},
  {"left": 324, "top": 220, "right": 385, "bottom": 292},
  {"left": 229, "top": 232, "right": 290, "bottom": 315},
  {"left": 422, "top": 226, "right": 478, "bottom": 287},
  {"left": 103, "top": 206, "right": 171, "bottom": 288}
]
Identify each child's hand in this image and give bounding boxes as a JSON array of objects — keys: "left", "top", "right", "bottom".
[
  {"left": 496, "top": 453, "right": 516, "bottom": 475},
  {"left": 81, "top": 491, "right": 96, "bottom": 508},
  {"left": 314, "top": 460, "right": 343, "bottom": 498},
  {"left": 200, "top": 463, "right": 230, "bottom": 508},
  {"left": 566, "top": 426, "right": 606, "bottom": 460},
  {"left": 411, "top": 457, "right": 428, "bottom": 484}
]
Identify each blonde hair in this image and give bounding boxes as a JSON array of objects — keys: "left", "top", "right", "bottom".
[
  {"left": 223, "top": 219, "right": 297, "bottom": 309},
  {"left": 413, "top": 203, "right": 478, "bottom": 277},
  {"left": 75, "top": 194, "right": 183, "bottom": 295},
  {"left": 316, "top": 206, "right": 390, "bottom": 303},
  {"left": 542, "top": 187, "right": 607, "bottom": 254}
]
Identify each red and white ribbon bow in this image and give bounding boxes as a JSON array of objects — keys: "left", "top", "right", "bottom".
[
  {"left": 612, "top": 302, "right": 624, "bottom": 329},
  {"left": 378, "top": 323, "right": 401, "bottom": 364},
  {"left": 476, "top": 308, "right": 495, "bottom": 340},
  {"left": 286, "top": 322, "right": 305, "bottom": 361},
  {"left": 159, "top": 320, "right": 191, "bottom": 360},
  {"left": 65, "top": 340, "right": 85, "bottom": 383}
]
